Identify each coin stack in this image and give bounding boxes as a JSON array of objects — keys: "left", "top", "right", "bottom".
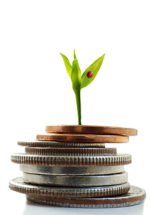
[{"left": 9, "top": 125, "right": 146, "bottom": 208}]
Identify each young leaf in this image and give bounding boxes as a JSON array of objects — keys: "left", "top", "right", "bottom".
[
  {"left": 81, "top": 54, "right": 105, "bottom": 88},
  {"left": 71, "top": 57, "right": 82, "bottom": 125},
  {"left": 60, "top": 53, "right": 72, "bottom": 77},
  {"left": 74, "top": 49, "right": 77, "bottom": 59},
  {"left": 71, "top": 58, "right": 81, "bottom": 92}
]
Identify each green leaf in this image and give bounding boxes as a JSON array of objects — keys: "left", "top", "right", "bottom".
[
  {"left": 60, "top": 53, "right": 72, "bottom": 77},
  {"left": 71, "top": 58, "right": 81, "bottom": 92},
  {"left": 74, "top": 49, "right": 77, "bottom": 59},
  {"left": 71, "top": 57, "right": 82, "bottom": 125},
  {"left": 81, "top": 54, "right": 105, "bottom": 88}
]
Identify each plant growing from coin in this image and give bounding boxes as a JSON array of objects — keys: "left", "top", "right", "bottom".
[{"left": 60, "top": 50, "right": 105, "bottom": 125}]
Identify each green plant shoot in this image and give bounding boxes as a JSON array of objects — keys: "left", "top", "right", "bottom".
[{"left": 60, "top": 50, "right": 105, "bottom": 125}]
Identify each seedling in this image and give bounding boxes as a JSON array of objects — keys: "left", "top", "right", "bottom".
[{"left": 60, "top": 50, "right": 105, "bottom": 125}]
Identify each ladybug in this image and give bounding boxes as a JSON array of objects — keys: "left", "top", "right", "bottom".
[{"left": 87, "top": 71, "right": 93, "bottom": 78}]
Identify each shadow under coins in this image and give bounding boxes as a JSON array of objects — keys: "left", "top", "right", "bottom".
[{"left": 23, "top": 201, "right": 145, "bottom": 215}]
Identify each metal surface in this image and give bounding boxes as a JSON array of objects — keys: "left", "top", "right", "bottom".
[
  {"left": 25, "top": 146, "right": 116, "bottom": 155},
  {"left": 27, "top": 186, "right": 146, "bottom": 208},
  {"left": 9, "top": 124, "right": 146, "bottom": 209},
  {"left": 36, "top": 133, "right": 129, "bottom": 143},
  {"left": 18, "top": 141, "right": 105, "bottom": 148},
  {"left": 23, "top": 172, "right": 128, "bottom": 187},
  {"left": 9, "top": 177, "right": 130, "bottom": 197},
  {"left": 11, "top": 153, "right": 131, "bottom": 166},
  {"left": 46, "top": 125, "right": 137, "bottom": 136},
  {"left": 20, "top": 164, "right": 124, "bottom": 175}
]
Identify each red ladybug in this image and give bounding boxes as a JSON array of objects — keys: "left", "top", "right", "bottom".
[{"left": 87, "top": 71, "right": 93, "bottom": 78}]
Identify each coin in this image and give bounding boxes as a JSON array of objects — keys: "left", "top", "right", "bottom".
[
  {"left": 11, "top": 153, "right": 132, "bottom": 166},
  {"left": 27, "top": 186, "right": 146, "bottom": 208},
  {"left": 46, "top": 125, "right": 137, "bottom": 136},
  {"left": 20, "top": 165, "right": 124, "bottom": 175},
  {"left": 36, "top": 134, "right": 129, "bottom": 143},
  {"left": 9, "top": 177, "right": 130, "bottom": 198},
  {"left": 18, "top": 141, "right": 105, "bottom": 148},
  {"left": 23, "top": 172, "right": 128, "bottom": 187},
  {"left": 25, "top": 147, "right": 116, "bottom": 155}
]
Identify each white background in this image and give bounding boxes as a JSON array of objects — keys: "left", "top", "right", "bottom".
[{"left": 0, "top": 0, "right": 150, "bottom": 214}]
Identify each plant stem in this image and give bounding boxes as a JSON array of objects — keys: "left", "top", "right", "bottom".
[{"left": 75, "top": 89, "right": 81, "bottom": 125}]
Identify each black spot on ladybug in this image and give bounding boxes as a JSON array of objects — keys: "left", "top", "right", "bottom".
[{"left": 87, "top": 71, "right": 93, "bottom": 78}]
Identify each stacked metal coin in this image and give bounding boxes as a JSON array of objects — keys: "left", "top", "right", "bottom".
[{"left": 9, "top": 125, "right": 146, "bottom": 208}]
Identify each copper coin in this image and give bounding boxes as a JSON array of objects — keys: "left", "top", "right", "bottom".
[
  {"left": 18, "top": 141, "right": 105, "bottom": 148},
  {"left": 46, "top": 125, "right": 137, "bottom": 136},
  {"left": 36, "top": 134, "right": 129, "bottom": 143},
  {"left": 9, "top": 177, "right": 130, "bottom": 198},
  {"left": 27, "top": 186, "right": 146, "bottom": 208},
  {"left": 25, "top": 147, "right": 117, "bottom": 155}
]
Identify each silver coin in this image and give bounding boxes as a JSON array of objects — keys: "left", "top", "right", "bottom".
[
  {"left": 27, "top": 186, "right": 146, "bottom": 208},
  {"left": 20, "top": 164, "right": 124, "bottom": 176},
  {"left": 9, "top": 177, "right": 130, "bottom": 197},
  {"left": 23, "top": 172, "right": 128, "bottom": 187},
  {"left": 11, "top": 153, "right": 132, "bottom": 166},
  {"left": 18, "top": 141, "right": 105, "bottom": 148},
  {"left": 25, "top": 147, "right": 116, "bottom": 155}
]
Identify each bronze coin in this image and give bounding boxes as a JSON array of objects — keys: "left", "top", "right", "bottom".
[
  {"left": 36, "top": 134, "right": 129, "bottom": 143},
  {"left": 46, "top": 125, "right": 137, "bottom": 136}
]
